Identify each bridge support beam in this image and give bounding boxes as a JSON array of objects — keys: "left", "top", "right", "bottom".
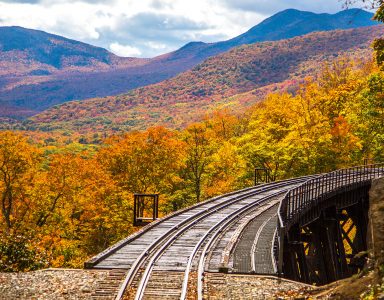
[
  {"left": 283, "top": 224, "right": 310, "bottom": 283},
  {"left": 307, "top": 223, "right": 328, "bottom": 284},
  {"left": 280, "top": 186, "right": 370, "bottom": 285}
]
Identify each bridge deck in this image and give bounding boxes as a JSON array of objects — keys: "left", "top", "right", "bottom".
[
  {"left": 86, "top": 177, "right": 311, "bottom": 299},
  {"left": 92, "top": 187, "right": 271, "bottom": 270},
  {"left": 90, "top": 183, "right": 298, "bottom": 271},
  {"left": 231, "top": 205, "right": 277, "bottom": 274},
  {"left": 92, "top": 191, "right": 287, "bottom": 274}
]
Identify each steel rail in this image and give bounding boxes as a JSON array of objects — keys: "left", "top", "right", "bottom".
[
  {"left": 88, "top": 181, "right": 272, "bottom": 268},
  {"left": 184, "top": 194, "right": 284, "bottom": 300},
  {"left": 250, "top": 213, "right": 276, "bottom": 273},
  {"left": 114, "top": 183, "right": 271, "bottom": 299},
  {"left": 115, "top": 176, "right": 315, "bottom": 300},
  {"left": 193, "top": 178, "right": 314, "bottom": 300},
  {"left": 217, "top": 204, "right": 276, "bottom": 272},
  {"left": 195, "top": 186, "right": 299, "bottom": 300},
  {"left": 134, "top": 179, "right": 307, "bottom": 300}
]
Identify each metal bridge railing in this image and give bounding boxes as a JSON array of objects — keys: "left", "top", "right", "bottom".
[{"left": 277, "top": 163, "right": 384, "bottom": 275}]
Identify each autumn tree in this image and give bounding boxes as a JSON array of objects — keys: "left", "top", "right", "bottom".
[
  {"left": 28, "top": 151, "right": 131, "bottom": 267},
  {"left": 0, "top": 132, "right": 44, "bottom": 271},
  {"left": 205, "top": 141, "right": 246, "bottom": 197},
  {"left": 237, "top": 93, "right": 298, "bottom": 180},
  {"left": 182, "top": 123, "right": 214, "bottom": 203},
  {"left": 99, "top": 127, "right": 185, "bottom": 212},
  {"left": 0, "top": 132, "right": 40, "bottom": 233},
  {"left": 352, "top": 72, "right": 384, "bottom": 161}
]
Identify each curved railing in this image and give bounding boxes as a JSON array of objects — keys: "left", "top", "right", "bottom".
[{"left": 277, "top": 163, "right": 384, "bottom": 275}]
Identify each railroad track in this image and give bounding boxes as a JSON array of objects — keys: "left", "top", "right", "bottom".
[{"left": 85, "top": 176, "right": 315, "bottom": 300}]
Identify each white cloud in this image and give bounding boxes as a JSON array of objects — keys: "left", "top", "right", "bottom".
[
  {"left": 109, "top": 42, "right": 142, "bottom": 57},
  {"left": 223, "top": 0, "right": 350, "bottom": 14},
  {"left": 0, "top": 0, "right": 359, "bottom": 57},
  {"left": 145, "top": 41, "right": 167, "bottom": 50},
  {"left": 0, "top": 1, "right": 107, "bottom": 40}
]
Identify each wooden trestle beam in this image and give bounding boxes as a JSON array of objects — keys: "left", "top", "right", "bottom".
[{"left": 281, "top": 188, "right": 369, "bottom": 285}]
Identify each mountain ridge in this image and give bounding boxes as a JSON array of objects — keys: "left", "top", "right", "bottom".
[
  {"left": 0, "top": 26, "right": 115, "bottom": 68},
  {"left": 163, "top": 8, "right": 378, "bottom": 62},
  {"left": 0, "top": 8, "right": 378, "bottom": 118},
  {"left": 28, "top": 25, "right": 384, "bottom": 133}
]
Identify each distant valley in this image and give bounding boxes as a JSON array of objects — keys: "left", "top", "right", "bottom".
[{"left": 0, "top": 8, "right": 378, "bottom": 119}]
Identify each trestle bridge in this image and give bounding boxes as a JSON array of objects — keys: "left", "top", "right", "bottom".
[{"left": 85, "top": 164, "right": 384, "bottom": 299}]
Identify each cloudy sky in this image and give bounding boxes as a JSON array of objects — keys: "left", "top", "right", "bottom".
[{"left": 0, "top": 0, "right": 362, "bottom": 57}]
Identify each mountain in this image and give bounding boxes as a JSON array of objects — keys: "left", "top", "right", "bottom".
[
  {"left": 0, "top": 26, "right": 151, "bottom": 117},
  {"left": 0, "top": 26, "right": 124, "bottom": 68},
  {"left": 0, "top": 9, "right": 378, "bottom": 118},
  {"left": 0, "top": 26, "right": 151, "bottom": 79},
  {"left": 230, "top": 8, "right": 377, "bottom": 44},
  {"left": 28, "top": 25, "right": 383, "bottom": 134},
  {"left": 164, "top": 8, "right": 378, "bottom": 62}
]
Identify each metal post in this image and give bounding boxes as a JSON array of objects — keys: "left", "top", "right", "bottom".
[
  {"left": 155, "top": 195, "right": 159, "bottom": 219},
  {"left": 254, "top": 168, "right": 273, "bottom": 185},
  {"left": 134, "top": 194, "right": 137, "bottom": 225},
  {"left": 133, "top": 194, "right": 159, "bottom": 226}
]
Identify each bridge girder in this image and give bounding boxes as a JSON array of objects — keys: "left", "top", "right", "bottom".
[{"left": 280, "top": 185, "right": 370, "bottom": 285}]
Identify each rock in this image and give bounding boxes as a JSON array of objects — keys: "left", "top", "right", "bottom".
[
  {"left": 0, "top": 269, "right": 111, "bottom": 300},
  {"left": 368, "top": 177, "right": 384, "bottom": 267},
  {"left": 204, "top": 273, "right": 312, "bottom": 299},
  {"left": 81, "top": 286, "right": 91, "bottom": 293}
]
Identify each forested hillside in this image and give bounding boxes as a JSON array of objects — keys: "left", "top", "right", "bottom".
[
  {"left": 1, "top": 57, "right": 383, "bottom": 271},
  {"left": 1, "top": 2, "right": 384, "bottom": 277},
  {"left": 29, "top": 25, "right": 384, "bottom": 133}
]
